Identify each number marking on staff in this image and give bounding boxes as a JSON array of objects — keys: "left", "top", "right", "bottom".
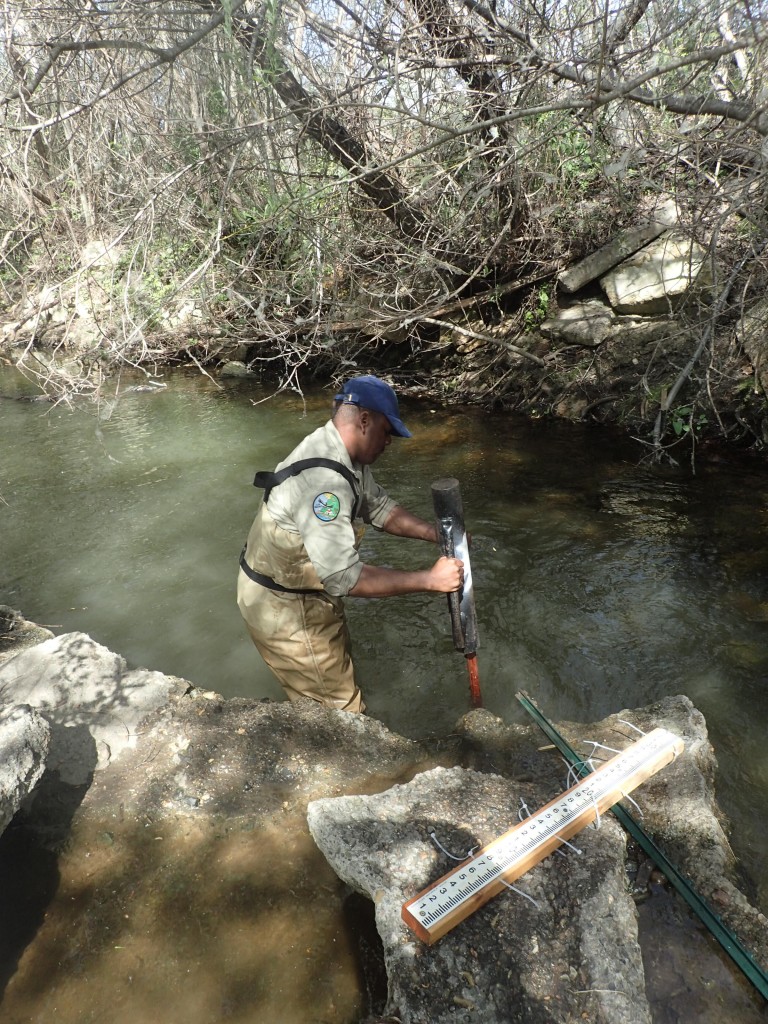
[{"left": 402, "top": 727, "right": 684, "bottom": 944}]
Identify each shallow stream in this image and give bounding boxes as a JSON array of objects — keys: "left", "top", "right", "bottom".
[{"left": 2, "top": 364, "right": 768, "bottom": 1017}]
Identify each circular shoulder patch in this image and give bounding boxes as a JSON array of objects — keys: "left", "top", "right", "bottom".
[{"left": 313, "top": 492, "right": 341, "bottom": 522}]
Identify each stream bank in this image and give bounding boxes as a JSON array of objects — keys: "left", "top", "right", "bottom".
[{"left": 3, "top": 199, "right": 768, "bottom": 453}]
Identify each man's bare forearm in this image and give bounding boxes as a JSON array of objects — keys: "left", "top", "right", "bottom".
[
  {"left": 348, "top": 557, "right": 462, "bottom": 598},
  {"left": 382, "top": 505, "right": 438, "bottom": 543}
]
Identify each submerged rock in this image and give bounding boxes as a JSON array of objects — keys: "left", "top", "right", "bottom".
[{"left": 0, "top": 604, "right": 54, "bottom": 662}]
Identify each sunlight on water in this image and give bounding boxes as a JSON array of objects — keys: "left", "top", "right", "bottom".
[{"left": 3, "top": 367, "right": 768, "bottom": 921}]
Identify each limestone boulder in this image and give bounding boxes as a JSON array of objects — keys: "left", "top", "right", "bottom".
[
  {"left": 218, "top": 359, "right": 254, "bottom": 377},
  {"left": 600, "top": 231, "right": 715, "bottom": 316},
  {"left": 738, "top": 295, "right": 768, "bottom": 395},
  {"left": 540, "top": 298, "right": 615, "bottom": 347},
  {"left": 0, "top": 631, "right": 186, "bottom": 784},
  {"left": 0, "top": 704, "right": 50, "bottom": 832},
  {"left": 538, "top": 299, "right": 689, "bottom": 355},
  {"left": 558, "top": 199, "right": 679, "bottom": 294},
  {"left": 309, "top": 764, "right": 650, "bottom": 1024},
  {"left": 308, "top": 695, "right": 768, "bottom": 1024}
]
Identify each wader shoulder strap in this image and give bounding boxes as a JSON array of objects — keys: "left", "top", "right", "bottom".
[
  {"left": 254, "top": 458, "right": 359, "bottom": 505},
  {"left": 242, "top": 457, "right": 360, "bottom": 594}
]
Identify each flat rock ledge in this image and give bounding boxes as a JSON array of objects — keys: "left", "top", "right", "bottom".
[
  {"left": 308, "top": 702, "right": 768, "bottom": 1023},
  {"left": 311, "top": 765, "right": 644, "bottom": 1023},
  {"left": 0, "top": 619, "right": 766, "bottom": 1024},
  {"left": 0, "top": 628, "right": 185, "bottom": 785}
]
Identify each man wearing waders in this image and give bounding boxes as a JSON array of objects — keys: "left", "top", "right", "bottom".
[{"left": 237, "top": 375, "right": 463, "bottom": 713}]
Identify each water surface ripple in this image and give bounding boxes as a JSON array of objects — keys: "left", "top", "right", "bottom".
[{"left": 3, "top": 367, "right": 768, "bottom": 920}]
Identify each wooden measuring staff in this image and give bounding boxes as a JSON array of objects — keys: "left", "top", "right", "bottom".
[{"left": 402, "top": 726, "right": 684, "bottom": 944}]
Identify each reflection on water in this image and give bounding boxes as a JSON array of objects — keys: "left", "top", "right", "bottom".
[{"left": 3, "top": 367, "right": 768, "bottom": 1012}]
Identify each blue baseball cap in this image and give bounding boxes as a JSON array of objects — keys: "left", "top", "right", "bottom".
[{"left": 334, "top": 375, "right": 412, "bottom": 437}]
